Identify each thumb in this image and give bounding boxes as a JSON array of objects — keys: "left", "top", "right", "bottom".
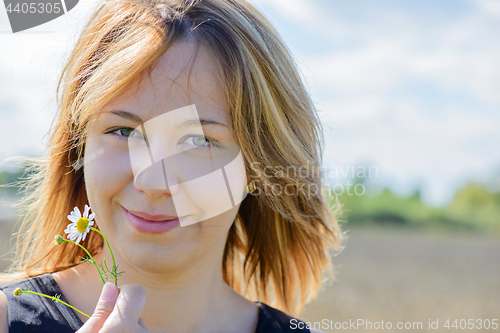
[
  {"left": 106, "top": 284, "right": 146, "bottom": 324},
  {"left": 77, "top": 282, "right": 119, "bottom": 333}
]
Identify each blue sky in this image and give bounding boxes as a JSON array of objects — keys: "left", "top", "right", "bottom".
[{"left": 1, "top": 0, "right": 499, "bottom": 205}]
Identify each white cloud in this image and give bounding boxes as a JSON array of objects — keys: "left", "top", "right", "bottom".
[
  {"left": 251, "top": 0, "right": 321, "bottom": 22},
  {"left": 281, "top": 1, "right": 500, "bottom": 203},
  {"left": 316, "top": 95, "right": 389, "bottom": 130},
  {"left": 0, "top": 0, "right": 98, "bottom": 161},
  {"left": 306, "top": 35, "right": 500, "bottom": 104},
  {"left": 257, "top": 0, "right": 500, "bottom": 105},
  {"left": 474, "top": 0, "right": 500, "bottom": 17},
  {"left": 321, "top": 98, "right": 500, "bottom": 204},
  {"left": 248, "top": 0, "right": 347, "bottom": 42}
]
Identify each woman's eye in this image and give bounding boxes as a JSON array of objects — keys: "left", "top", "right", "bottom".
[
  {"left": 183, "top": 135, "right": 219, "bottom": 148},
  {"left": 109, "top": 127, "right": 143, "bottom": 139}
]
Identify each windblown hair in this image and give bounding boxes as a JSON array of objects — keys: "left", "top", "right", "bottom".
[{"left": 1, "top": 0, "right": 344, "bottom": 316}]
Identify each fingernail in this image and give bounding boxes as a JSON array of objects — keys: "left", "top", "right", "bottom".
[{"left": 101, "top": 282, "right": 117, "bottom": 302}]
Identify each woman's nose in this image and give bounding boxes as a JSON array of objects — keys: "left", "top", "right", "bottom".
[{"left": 133, "top": 159, "right": 180, "bottom": 198}]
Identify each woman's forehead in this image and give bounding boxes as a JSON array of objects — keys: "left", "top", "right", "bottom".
[{"left": 101, "top": 41, "right": 229, "bottom": 125}]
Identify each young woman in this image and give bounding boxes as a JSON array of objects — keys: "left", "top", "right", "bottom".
[{"left": 0, "top": 0, "right": 344, "bottom": 332}]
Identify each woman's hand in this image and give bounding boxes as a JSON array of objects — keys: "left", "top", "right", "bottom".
[{"left": 77, "top": 282, "right": 149, "bottom": 333}]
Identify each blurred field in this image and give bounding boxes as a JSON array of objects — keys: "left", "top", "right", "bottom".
[
  {"left": 296, "top": 177, "right": 500, "bottom": 332},
  {"left": 301, "top": 226, "right": 500, "bottom": 332},
  {"left": 0, "top": 198, "right": 18, "bottom": 273}
]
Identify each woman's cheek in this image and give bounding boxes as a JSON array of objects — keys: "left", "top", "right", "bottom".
[{"left": 84, "top": 138, "right": 133, "bottom": 214}]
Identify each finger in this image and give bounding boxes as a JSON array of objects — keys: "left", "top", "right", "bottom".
[
  {"left": 105, "top": 284, "right": 146, "bottom": 326},
  {"left": 77, "top": 282, "right": 119, "bottom": 333}
]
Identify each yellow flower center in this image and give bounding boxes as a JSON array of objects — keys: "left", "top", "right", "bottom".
[{"left": 77, "top": 217, "right": 89, "bottom": 233}]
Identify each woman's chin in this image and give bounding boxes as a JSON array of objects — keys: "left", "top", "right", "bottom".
[{"left": 120, "top": 244, "right": 195, "bottom": 275}]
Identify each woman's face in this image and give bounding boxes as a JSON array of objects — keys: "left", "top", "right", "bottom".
[{"left": 83, "top": 42, "right": 247, "bottom": 275}]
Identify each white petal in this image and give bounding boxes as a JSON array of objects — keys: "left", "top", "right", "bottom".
[
  {"left": 67, "top": 215, "right": 78, "bottom": 223},
  {"left": 64, "top": 223, "right": 74, "bottom": 234},
  {"left": 68, "top": 227, "right": 79, "bottom": 235},
  {"left": 83, "top": 205, "right": 90, "bottom": 218},
  {"left": 75, "top": 234, "right": 82, "bottom": 245},
  {"left": 88, "top": 220, "right": 94, "bottom": 227},
  {"left": 74, "top": 206, "right": 81, "bottom": 219},
  {"left": 88, "top": 212, "right": 95, "bottom": 221},
  {"left": 81, "top": 231, "right": 88, "bottom": 242}
]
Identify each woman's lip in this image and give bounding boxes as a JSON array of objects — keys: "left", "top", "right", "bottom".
[
  {"left": 126, "top": 209, "right": 178, "bottom": 221},
  {"left": 123, "top": 207, "right": 180, "bottom": 234}
]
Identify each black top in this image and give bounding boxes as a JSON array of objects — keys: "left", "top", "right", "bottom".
[{"left": 0, "top": 274, "right": 310, "bottom": 332}]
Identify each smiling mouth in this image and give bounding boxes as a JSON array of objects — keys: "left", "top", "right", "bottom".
[
  {"left": 125, "top": 208, "right": 179, "bottom": 222},
  {"left": 123, "top": 206, "right": 182, "bottom": 234}
]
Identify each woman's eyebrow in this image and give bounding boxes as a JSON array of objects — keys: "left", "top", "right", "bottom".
[
  {"left": 178, "top": 119, "right": 228, "bottom": 129},
  {"left": 105, "top": 110, "right": 228, "bottom": 128},
  {"left": 106, "top": 110, "right": 143, "bottom": 124}
]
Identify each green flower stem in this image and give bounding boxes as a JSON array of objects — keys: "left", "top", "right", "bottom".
[
  {"left": 21, "top": 290, "right": 90, "bottom": 318},
  {"left": 63, "top": 239, "right": 105, "bottom": 285},
  {"left": 90, "top": 227, "right": 117, "bottom": 285}
]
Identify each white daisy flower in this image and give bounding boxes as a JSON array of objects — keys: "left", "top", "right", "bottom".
[{"left": 65, "top": 204, "right": 95, "bottom": 245}]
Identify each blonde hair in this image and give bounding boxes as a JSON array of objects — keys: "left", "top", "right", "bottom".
[{"left": 2, "top": 0, "right": 344, "bottom": 316}]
